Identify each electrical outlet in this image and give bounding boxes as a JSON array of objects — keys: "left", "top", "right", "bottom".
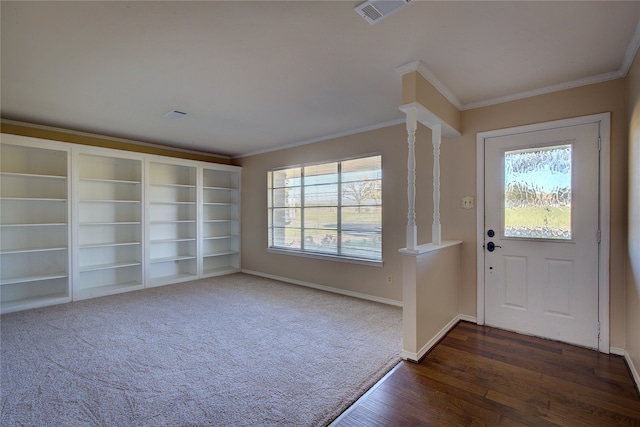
[{"left": 387, "top": 275, "right": 392, "bottom": 284}]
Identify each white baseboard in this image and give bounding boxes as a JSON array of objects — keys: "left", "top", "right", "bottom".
[
  {"left": 241, "top": 269, "right": 403, "bottom": 307},
  {"left": 458, "top": 314, "right": 478, "bottom": 324},
  {"left": 624, "top": 350, "right": 640, "bottom": 391},
  {"left": 608, "top": 347, "right": 639, "bottom": 391},
  {"left": 402, "top": 314, "right": 470, "bottom": 362},
  {"left": 610, "top": 346, "right": 625, "bottom": 356}
]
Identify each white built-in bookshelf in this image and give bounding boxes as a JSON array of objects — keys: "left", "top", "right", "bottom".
[
  {"left": 0, "top": 138, "right": 72, "bottom": 313},
  {"left": 74, "top": 150, "right": 144, "bottom": 300},
  {"left": 201, "top": 167, "right": 240, "bottom": 277},
  {"left": 0, "top": 134, "right": 241, "bottom": 313},
  {"left": 147, "top": 160, "right": 198, "bottom": 286}
]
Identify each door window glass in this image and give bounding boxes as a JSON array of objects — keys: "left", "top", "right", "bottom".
[{"left": 504, "top": 144, "right": 572, "bottom": 239}]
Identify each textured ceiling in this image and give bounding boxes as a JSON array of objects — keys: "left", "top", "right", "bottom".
[{"left": 2, "top": 1, "right": 639, "bottom": 157}]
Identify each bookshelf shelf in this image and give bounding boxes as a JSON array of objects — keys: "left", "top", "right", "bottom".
[
  {"left": 0, "top": 136, "right": 71, "bottom": 313},
  {"left": 147, "top": 160, "right": 198, "bottom": 286},
  {"left": 74, "top": 150, "right": 144, "bottom": 300}
]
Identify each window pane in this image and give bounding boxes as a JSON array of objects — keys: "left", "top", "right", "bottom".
[
  {"left": 342, "top": 206, "right": 381, "bottom": 259},
  {"left": 341, "top": 206, "right": 381, "bottom": 231},
  {"left": 272, "top": 167, "right": 301, "bottom": 188},
  {"left": 342, "top": 156, "right": 382, "bottom": 183},
  {"left": 304, "top": 207, "right": 337, "bottom": 229},
  {"left": 342, "top": 178, "right": 381, "bottom": 207},
  {"left": 305, "top": 163, "right": 338, "bottom": 186},
  {"left": 504, "top": 144, "right": 572, "bottom": 239},
  {"left": 341, "top": 231, "right": 382, "bottom": 260},
  {"left": 272, "top": 227, "right": 301, "bottom": 249},
  {"left": 273, "top": 208, "right": 301, "bottom": 228},
  {"left": 304, "top": 228, "right": 338, "bottom": 254},
  {"left": 272, "top": 188, "right": 300, "bottom": 208},
  {"left": 305, "top": 183, "right": 338, "bottom": 206}
]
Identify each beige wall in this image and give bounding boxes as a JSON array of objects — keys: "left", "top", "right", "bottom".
[
  {"left": 627, "top": 53, "right": 640, "bottom": 373},
  {"left": 400, "top": 244, "right": 461, "bottom": 360},
  {"left": 238, "top": 124, "right": 435, "bottom": 302},
  {"left": 239, "top": 78, "right": 629, "bottom": 348},
  {"left": 414, "top": 244, "right": 460, "bottom": 357},
  {"left": 450, "top": 79, "right": 628, "bottom": 348}
]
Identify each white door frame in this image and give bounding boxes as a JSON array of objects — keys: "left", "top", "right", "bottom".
[{"left": 476, "top": 113, "right": 611, "bottom": 353}]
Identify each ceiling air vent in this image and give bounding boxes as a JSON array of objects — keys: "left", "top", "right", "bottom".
[
  {"left": 163, "top": 109, "right": 187, "bottom": 119},
  {"left": 355, "top": 0, "right": 413, "bottom": 25}
]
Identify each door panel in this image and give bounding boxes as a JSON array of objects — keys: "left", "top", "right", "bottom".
[
  {"left": 503, "top": 256, "right": 527, "bottom": 309},
  {"left": 544, "top": 259, "right": 573, "bottom": 317},
  {"left": 484, "top": 122, "right": 599, "bottom": 349}
]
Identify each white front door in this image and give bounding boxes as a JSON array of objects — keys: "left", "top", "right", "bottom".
[{"left": 482, "top": 120, "right": 601, "bottom": 349}]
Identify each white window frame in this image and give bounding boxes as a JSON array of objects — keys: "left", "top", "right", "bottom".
[{"left": 267, "top": 154, "right": 382, "bottom": 265}]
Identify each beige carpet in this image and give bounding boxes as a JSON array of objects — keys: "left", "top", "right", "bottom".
[{"left": 1, "top": 273, "right": 402, "bottom": 426}]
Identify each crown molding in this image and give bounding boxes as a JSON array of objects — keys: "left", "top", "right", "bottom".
[
  {"left": 462, "top": 70, "right": 625, "bottom": 111},
  {"left": 621, "top": 17, "right": 640, "bottom": 76},
  {"left": 397, "top": 60, "right": 627, "bottom": 113},
  {"left": 234, "top": 117, "right": 405, "bottom": 159},
  {"left": 396, "top": 60, "right": 464, "bottom": 111}
]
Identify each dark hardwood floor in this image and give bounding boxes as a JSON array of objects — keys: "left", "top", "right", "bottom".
[{"left": 333, "top": 321, "right": 640, "bottom": 426}]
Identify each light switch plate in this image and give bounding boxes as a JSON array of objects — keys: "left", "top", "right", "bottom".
[{"left": 462, "top": 195, "right": 475, "bottom": 210}]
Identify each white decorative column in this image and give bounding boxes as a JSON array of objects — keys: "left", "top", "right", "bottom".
[
  {"left": 405, "top": 107, "right": 418, "bottom": 251},
  {"left": 397, "top": 61, "right": 464, "bottom": 362},
  {"left": 432, "top": 124, "right": 442, "bottom": 244}
]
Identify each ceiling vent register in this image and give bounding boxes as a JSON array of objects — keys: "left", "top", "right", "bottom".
[
  {"left": 355, "top": 0, "right": 414, "bottom": 25},
  {"left": 163, "top": 110, "right": 187, "bottom": 119}
]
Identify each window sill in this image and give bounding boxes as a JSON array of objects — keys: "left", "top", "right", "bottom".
[{"left": 267, "top": 248, "right": 383, "bottom": 267}]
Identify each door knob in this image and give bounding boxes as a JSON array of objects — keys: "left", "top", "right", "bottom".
[{"left": 487, "top": 241, "right": 502, "bottom": 252}]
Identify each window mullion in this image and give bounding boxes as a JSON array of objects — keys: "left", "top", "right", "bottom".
[
  {"left": 300, "top": 166, "right": 305, "bottom": 251},
  {"left": 337, "top": 162, "right": 342, "bottom": 256},
  {"left": 268, "top": 173, "right": 272, "bottom": 247}
]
